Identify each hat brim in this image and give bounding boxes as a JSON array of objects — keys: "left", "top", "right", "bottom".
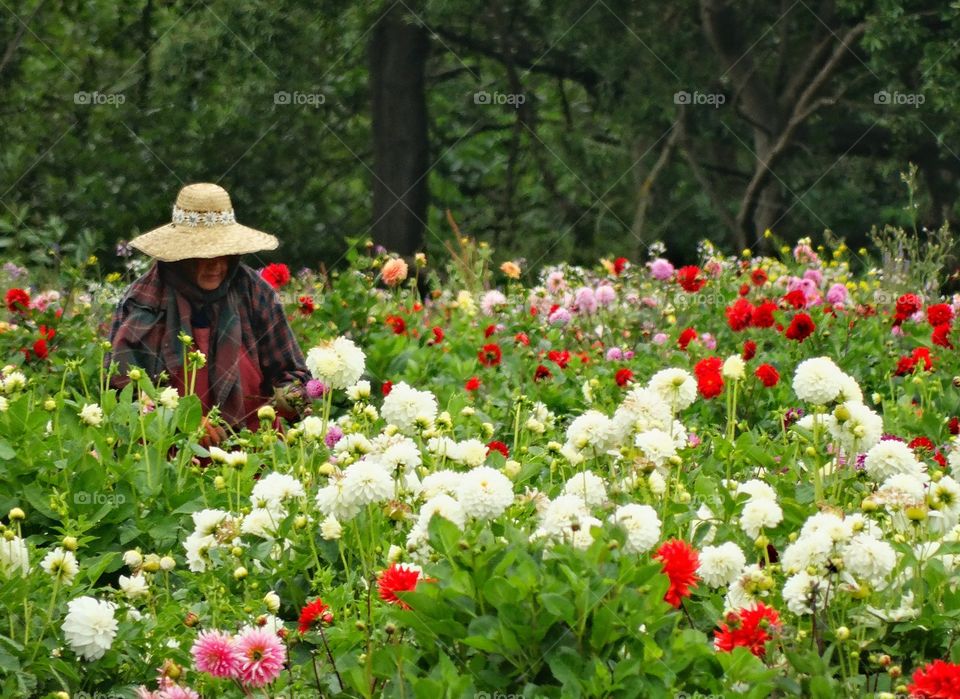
[{"left": 129, "top": 222, "right": 279, "bottom": 262}]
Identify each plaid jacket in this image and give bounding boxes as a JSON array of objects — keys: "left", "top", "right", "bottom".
[{"left": 107, "top": 262, "right": 310, "bottom": 417}]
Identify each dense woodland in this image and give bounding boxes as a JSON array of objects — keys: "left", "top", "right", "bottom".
[{"left": 1, "top": 1, "right": 959, "bottom": 272}]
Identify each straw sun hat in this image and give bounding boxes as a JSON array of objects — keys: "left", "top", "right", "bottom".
[{"left": 129, "top": 183, "right": 279, "bottom": 262}]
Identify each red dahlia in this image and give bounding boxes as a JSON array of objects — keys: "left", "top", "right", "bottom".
[
  {"left": 615, "top": 368, "right": 634, "bottom": 387},
  {"left": 514, "top": 332, "right": 530, "bottom": 346},
  {"left": 750, "top": 268, "right": 768, "bottom": 286},
  {"left": 654, "top": 539, "right": 699, "bottom": 608},
  {"left": 478, "top": 343, "right": 502, "bottom": 367},
  {"left": 908, "top": 659, "right": 960, "bottom": 699},
  {"left": 381, "top": 380, "right": 393, "bottom": 396},
  {"left": 950, "top": 417, "right": 960, "bottom": 436},
  {"left": 387, "top": 315, "right": 406, "bottom": 334},
  {"left": 613, "top": 256, "right": 629, "bottom": 275},
  {"left": 484, "top": 324, "right": 497, "bottom": 338},
  {"left": 260, "top": 263, "right": 291, "bottom": 290},
  {"left": 697, "top": 371, "right": 724, "bottom": 399},
  {"left": 726, "top": 298, "right": 754, "bottom": 332},
  {"left": 5, "top": 288, "right": 29, "bottom": 313},
  {"left": 751, "top": 301, "right": 777, "bottom": 328},
  {"left": 784, "top": 313, "right": 815, "bottom": 342},
  {"left": 782, "top": 289, "right": 806, "bottom": 310},
  {"left": 298, "top": 598, "right": 331, "bottom": 634},
  {"left": 755, "top": 364, "right": 779, "bottom": 387},
  {"left": 678, "top": 327, "right": 698, "bottom": 350},
  {"left": 714, "top": 603, "right": 780, "bottom": 658},
  {"left": 377, "top": 563, "right": 427, "bottom": 610},
  {"left": 896, "top": 293, "right": 923, "bottom": 323},
  {"left": 548, "top": 349, "right": 571, "bottom": 368},
  {"left": 486, "top": 441, "right": 509, "bottom": 458},
  {"left": 742, "top": 340, "right": 757, "bottom": 361},
  {"left": 932, "top": 323, "right": 953, "bottom": 348},
  {"left": 676, "top": 266, "right": 706, "bottom": 293},
  {"left": 927, "top": 303, "right": 954, "bottom": 327},
  {"left": 534, "top": 364, "right": 552, "bottom": 381},
  {"left": 694, "top": 356, "right": 722, "bottom": 378},
  {"left": 298, "top": 295, "right": 315, "bottom": 315},
  {"left": 465, "top": 376, "right": 481, "bottom": 391}
]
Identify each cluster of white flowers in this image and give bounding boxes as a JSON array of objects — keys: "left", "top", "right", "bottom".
[
  {"left": 531, "top": 495, "right": 600, "bottom": 550},
  {"left": 183, "top": 509, "right": 237, "bottom": 572},
  {"left": 305, "top": 336, "right": 366, "bottom": 389},
  {"left": 381, "top": 382, "right": 438, "bottom": 433}
]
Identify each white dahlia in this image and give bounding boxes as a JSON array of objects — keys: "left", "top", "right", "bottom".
[
  {"left": 697, "top": 542, "right": 747, "bottom": 588},
  {"left": 863, "top": 441, "right": 926, "bottom": 482},
  {"left": 647, "top": 368, "right": 697, "bottom": 411},
  {"left": 609, "top": 504, "right": 661, "bottom": 554},
  {"left": 305, "top": 336, "right": 366, "bottom": 389},
  {"left": 381, "top": 382, "right": 438, "bottom": 433},
  {"left": 456, "top": 467, "right": 514, "bottom": 520},
  {"left": 793, "top": 357, "right": 844, "bottom": 405},
  {"left": 562, "top": 470, "right": 608, "bottom": 507},
  {"left": 62, "top": 596, "right": 118, "bottom": 660}
]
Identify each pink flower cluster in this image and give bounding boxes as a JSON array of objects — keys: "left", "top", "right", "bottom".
[{"left": 191, "top": 628, "right": 287, "bottom": 688}]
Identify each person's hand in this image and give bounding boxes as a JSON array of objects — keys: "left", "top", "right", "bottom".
[
  {"left": 272, "top": 384, "right": 303, "bottom": 416},
  {"left": 199, "top": 415, "right": 227, "bottom": 448}
]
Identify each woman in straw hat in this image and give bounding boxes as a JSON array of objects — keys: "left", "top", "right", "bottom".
[{"left": 107, "top": 183, "right": 310, "bottom": 446}]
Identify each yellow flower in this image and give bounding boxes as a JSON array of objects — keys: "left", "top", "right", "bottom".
[
  {"left": 456, "top": 290, "right": 476, "bottom": 316},
  {"left": 86, "top": 255, "right": 98, "bottom": 265},
  {"left": 500, "top": 261, "right": 521, "bottom": 279},
  {"left": 763, "top": 229, "right": 773, "bottom": 238},
  {"left": 742, "top": 248, "right": 752, "bottom": 257},
  {"left": 105, "top": 272, "right": 122, "bottom": 283}
]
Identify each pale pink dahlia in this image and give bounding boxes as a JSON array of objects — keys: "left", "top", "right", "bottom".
[
  {"left": 235, "top": 627, "right": 287, "bottom": 688},
  {"left": 191, "top": 630, "right": 241, "bottom": 679}
]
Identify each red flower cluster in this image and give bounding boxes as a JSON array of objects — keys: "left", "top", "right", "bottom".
[
  {"left": 23, "top": 325, "right": 56, "bottom": 362},
  {"left": 678, "top": 327, "right": 698, "bottom": 350},
  {"left": 260, "top": 263, "right": 291, "bottom": 290},
  {"left": 755, "top": 364, "right": 779, "bottom": 387},
  {"left": 465, "top": 376, "right": 481, "bottom": 391},
  {"left": 377, "top": 563, "right": 428, "bottom": 610},
  {"left": 714, "top": 603, "right": 780, "bottom": 658},
  {"left": 908, "top": 659, "right": 960, "bottom": 698},
  {"left": 5, "top": 288, "right": 29, "bottom": 313},
  {"left": 429, "top": 327, "right": 444, "bottom": 345},
  {"left": 478, "top": 343, "right": 502, "bottom": 367},
  {"left": 386, "top": 314, "right": 406, "bottom": 335},
  {"left": 615, "top": 368, "right": 634, "bottom": 387},
  {"left": 694, "top": 357, "right": 724, "bottom": 399},
  {"left": 298, "top": 295, "right": 315, "bottom": 315},
  {"left": 486, "top": 441, "right": 509, "bottom": 458},
  {"left": 297, "top": 598, "right": 332, "bottom": 634},
  {"left": 895, "top": 347, "right": 933, "bottom": 376},
  {"left": 726, "top": 298, "right": 754, "bottom": 331},
  {"left": 676, "top": 266, "right": 706, "bottom": 293},
  {"left": 750, "top": 268, "right": 768, "bottom": 286},
  {"left": 784, "top": 312, "right": 815, "bottom": 342},
  {"left": 654, "top": 539, "right": 699, "bottom": 608}
]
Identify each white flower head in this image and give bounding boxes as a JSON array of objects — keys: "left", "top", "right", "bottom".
[
  {"left": 609, "top": 504, "right": 661, "bottom": 554},
  {"left": 62, "top": 596, "right": 118, "bottom": 660},
  {"left": 698, "top": 542, "right": 747, "bottom": 588},
  {"left": 381, "top": 382, "right": 438, "bottom": 433},
  {"left": 78, "top": 403, "right": 104, "bottom": 427},
  {"left": 455, "top": 466, "right": 514, "bottom": 520},
  {"left": 647, "top": 368, "right": 697, "bottom": 411},
  {"left": 41, "top": 547, "right": 79, "bottom": 585},
  {"left": 793, "top": 357, "right": 844, "bottom": 405},
  {"left": 305, "top": 336, "right": 366, "bottom": 389}
]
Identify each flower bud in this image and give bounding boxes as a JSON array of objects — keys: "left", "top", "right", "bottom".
[
  {"left": 233, "top": 566, "right": 248, "bottom": 580},
  {"left": 264, "top": 591, "right": 280, "bottom": 613},
  {"left": 214, "top": 476, "right": 226, "bottom": 490},
  {"left": 184, "top": 612, "right": 200, "bottom": 627},
  {"left": 44, "top": 398, "right": 56, "bottom": 411},
  {"left": 159, "top": 555, "right": 176, "bottom": 571},
  {"left": 62, "top": 536, "right": 78, "bottom": 552},
  {"left": 128, "top": 368, "right": 142, "bottom": 382},
  {"left": 257, "top": 405, "right": 276, "bottom": 422},
  {"left": 8, "top": 507, "right": 25, "bottom": 521},
  {"left": 142, "top": 554, "right": 161, "bottom": 572},
  {"left": 835, "top": 626, "right": 850, "bottom": 641}
]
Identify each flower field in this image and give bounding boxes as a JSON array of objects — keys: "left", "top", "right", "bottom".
[{"left": 2, "top": 235, "right": 960, "bottom": 698}]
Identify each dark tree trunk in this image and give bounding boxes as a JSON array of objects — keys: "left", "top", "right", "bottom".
[{"left": 370, "top": 3, "right": 429, "bottom": 256}]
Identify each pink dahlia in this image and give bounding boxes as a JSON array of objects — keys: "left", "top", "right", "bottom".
[
  {"left": 190, "top": 630, "right": 241, "bottom": 679},
  {"left": 235, "top": 627, "right": 287, "bottom": 688}
]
